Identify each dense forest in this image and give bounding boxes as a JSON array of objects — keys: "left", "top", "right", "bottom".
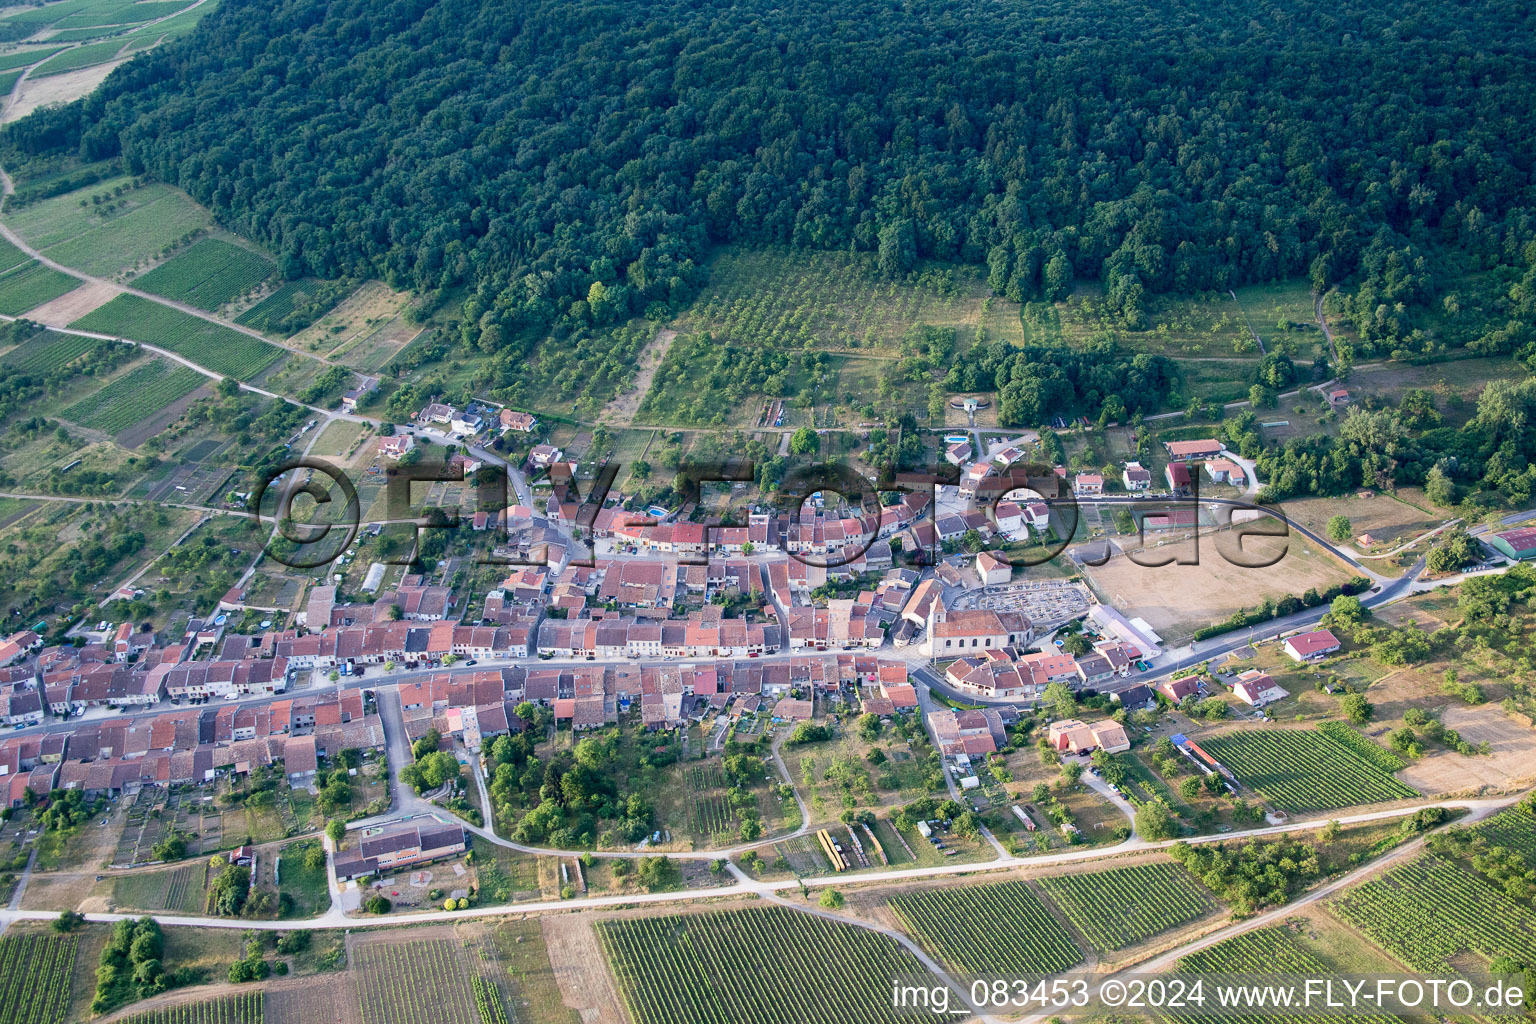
[{"left": 5, "top": 0, "right": 1536, "bottom": 361}]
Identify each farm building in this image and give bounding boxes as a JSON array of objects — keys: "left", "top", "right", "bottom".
[
  {"left": 1327, "top": 388, "right": 1352, "bottom": 408},
  {"left": 333, "top": 820, "right": 468, "bottom": 881},
  {"left": 1488, "top": 527, "right": 1536, "bottom": 561},
  {"left": 1204, "top": 459, "right": 1245, "bottom": 485},
  {"left": 1283, "top": 629, "right": 1341, "bottom": 662},
  {"left": 1231, "top": 670, "right": 1287, "bottom": 706},
  {"left": 1164, "top": 439, "right": 1223, "bottom": 461}
]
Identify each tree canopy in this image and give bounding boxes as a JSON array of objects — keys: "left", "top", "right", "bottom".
[{"left": 8, "top": 0, "right": 1536, "bottom": 348}]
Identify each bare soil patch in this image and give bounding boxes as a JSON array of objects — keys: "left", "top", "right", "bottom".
[
  {"left": 541, "top": 914, "right": 628, "bottom": 1024},
  {"left": 599, "top": 327, "right": 674, "bottom": 426},
  {"left": 1081, "top": 539, "right": 1353, "bottom": 641},
  {"left": 25, "top": 279, "right": 117, "bottom": 326},
  {"left": 1396, "top": 705, "right": 1536, "bottom": 796},
  {"left": 116, "top": 383, "right": 211, "bottom": 448},
  {"left": 3, "top": 60, "right": 129, "bottom": 123}
]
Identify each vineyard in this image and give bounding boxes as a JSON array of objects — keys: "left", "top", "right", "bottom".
[
  {"left": 1037, "top": 863, "right": 1220, "bottom": 953},
  {"left": 685, "top": 762, "right": 738, "bottom": 836},
  {"left": 69, "top": 296, "right": 284, "bottom": 379},
  {"left": 598, "top": 905, "right": 931, "bottom": 1024},
  {"left": 1467, "top": 802, "right": 1536, "bottom": 855},
  {"left": 353, "top": 938, "right": 479, "bottom": 1024},
  {"left": 0, "top": 932, "right": 78, "bottom": 1024},
  {"left": 115, "top": 991, "right": 264, "bottom": 1024},
  {"left": 470, "top": 976, "right": 511, "bottom": 1024},
  {"left": 1314, "top": 722, "right": 1407, "bottom": 772},
  {"left": 0, "top": 332, "right": 102, "bottom": 373},
  {"left": 1199, "top": 729, "right": 1417, "bottom": 813},
  {"left": 888, "top": 880, "right": 1083, "bottom": 977},
  {"left": 0, "top": 262, "right": 79, "bottom": 316},
  {"left": 134, "top": 239, "right": 277, "bottom": 311},
  {"left": 62, "top": 362, "right": 206, "bottom": 433},
  {"left": 112, "top": 862, "right": 208, "bottom": 913},
  {"left": 682, "top": 247, "right": 995, "bottom": 352},
  {"left": 1330, "top": 853, "right": 1536, "bottom": 971},
  {"left": 1173, "top": 927, "right": 1397, "bottom": 1024}
]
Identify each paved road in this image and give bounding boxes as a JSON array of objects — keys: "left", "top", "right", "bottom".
[{"left": 0, "top": 793, "right": 1516, "bottom": 938}]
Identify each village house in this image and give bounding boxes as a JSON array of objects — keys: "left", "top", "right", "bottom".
[
  {"left": 376, "top": 434, "right": 415, "bottom": 459},
  {"left": 1283, "top": 629, "right": 1341, "bottom": 662},
  {"left": 500, "top": 409, "right": 537, "bottom": 433},
  {"left": 976, "top": 551, "right": 1010, "bottom": 585},
  {"left": 1232, "top": 670, "right": 1288, "bottom": 706},
  {"left": 1121, "top": 461, "right": 1152, "bottom": 491}
]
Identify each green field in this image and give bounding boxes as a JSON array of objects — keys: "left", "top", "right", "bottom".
[
  {"left": 599, "top": 906, "right": 931, "bottom": 1024},
  {"left": 132, "top": 237, "right": 276, "bottom": 311},
  {"left": 31, "top": 39, "right": 128, "bottom": 77},
  {"left": 1199, "top": 729, "right": 1418, "bottom": 814},
  {"left": 62, "top": 360, "right": 205, "bottom": 433},
  {"left": 125, "top": 0, "right": 213, "bottom": 38},
  {"left": 0, "top": 236, "right": 29, "bottom": 276},
  {"left": 1331, "top": 853, "right": 1536, "bottom": 972},
  {"left": 0, "top": 331, "right": 103, "bottom": 372},
  {"left": 116, "top": 992, "right": 264, "bottom": 1024},
  {"left": 5, "top": 179, "right": 210, "bottom": 276},
  {"left": 0, "top": 262, "right": 80, "bottom": 315},
  {"left": 680, "top": 245, "right": 1014, "bottom": 353},
  {"left": 276, "top": 837, "right": 331, "bottom": 917},
  {"left": 889, "top": 880, "right": 1083, "bottom": 977},
  {"left": 70, "top": 295, "right": 284, "bottom": 379},
  {"left": 1037, "top": 863, "right": 1219, "bottom": 953},
  {"left": 0, "top": 47, "right": 66, "bottom": 71},
  {"left": 1467, "top": 801, "right": 1536, "bottom": 855},
  {"left": 110, "top": 861, "right": 208, "bottom": 913},
  {"left": 0, "top": 932, "right": 78, "bottom": 1024}
]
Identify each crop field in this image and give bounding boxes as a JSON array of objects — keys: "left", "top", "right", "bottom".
[
  {"left": 1314, "top": 722, "right": 1408, "bottom": 773},
  {"left": 62, "top": 361, "right": 206, "bottom": 433},
  {"left": 116, "top": 991, "right": 264, "bottom": 1024},
  {"left": 0, "top": 331, "right": 102, "bottom": 372},
  {"left": 1172, "top": 927, "right": 1396, "bottom": 1024},
  {"left": 1331, "top": 854, "right": 1536, "bottom": 972},
  {"left": 0, "top": 47, "right": 66, "bottom": 71},
  {"left": 0, "top": 262, "right": 82, "bottom": 316},
  {"left": 1037, "top": 863, "right": 1219, "bottom": 953},
  {"left": 1468, "top": 802, "right": 1536, "bottom": 855},
  {"left": 353, "top": 938, "right": 479, "bottom": 1024},
  {"left": 1198, "top": 729, "right": 1417, "bottom": 814},
  {"left": 0, "top": 237, "right": 28, "bottom": 276},
  {"left": 598, "top": 905, "right": 931, "bottom": 1024},
  {"left": 133, "top": 238, "right": 276, "bottom": 311},
  {"left": 31, "top": 39, "right": 129, "bottom": 78},
  {"left": 685, "top": 762, "right": 739, "bottom": 836},
  {"left": 6, "top": 180, "right": 209, "bottom": 277},
  {"left": 70, "top": 296, "right": 283, "bottom": 379},
  {"left": 888, "top": 880, "right": 1083, "bottom": 977},
  {"left": 680, "top": 246, "right": 1009, "bottom": 353},
  {"left": 0, "top": 932, "right": 78, "bottom": 1024},
  {"left": 235, "top": 278, "right": 338, "bottom": 332},
  {"left": 111, "top": 861, "right": 208, "bottom": 913}
]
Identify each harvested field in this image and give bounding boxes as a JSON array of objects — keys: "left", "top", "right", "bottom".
[
  {"left": 1396, "top": 705, "right": 1536, "bottom": 796},
  {"left": 21, "top": 280, "right": 116, "bottom": 327}
]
